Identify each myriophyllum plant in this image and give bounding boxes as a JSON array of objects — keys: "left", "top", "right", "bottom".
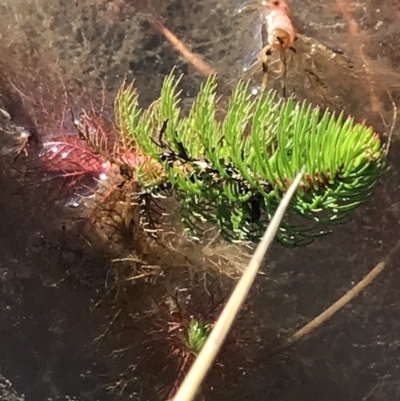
[
  {"left": 111, "top": 70, "right": 385, "bottom": 245},
  {"left": 183, "top": 319, "right": 211, "bottom": 356}
]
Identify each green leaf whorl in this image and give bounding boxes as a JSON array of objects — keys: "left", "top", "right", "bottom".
[{"left": 116, "top": 71, "right": 386, "bottom": 246}]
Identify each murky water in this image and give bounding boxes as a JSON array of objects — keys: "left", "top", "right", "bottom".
[{"left": 1, "top": 0, "right": 400, "bottom": 400}]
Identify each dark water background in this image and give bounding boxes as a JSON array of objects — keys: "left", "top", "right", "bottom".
[{"left": 1, "top": 0, "right": 400, "bottom": 400}]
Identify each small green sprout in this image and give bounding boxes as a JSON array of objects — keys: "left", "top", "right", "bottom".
[{"left": 184, "top": 319, "right": 211, "bottom": 355}]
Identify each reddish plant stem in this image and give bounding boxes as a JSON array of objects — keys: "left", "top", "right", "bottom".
[{"left": 168, "top": 353, "right": 192, "bottom": 400}]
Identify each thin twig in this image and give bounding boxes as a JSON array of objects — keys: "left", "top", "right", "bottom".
[
  {"left": 172, "top": 169, "right": 304, "bottom": 401},
  {"left": 48, "top": 270, "right": 76, "bottom": 287},
  {"left": 125, "top": 272, "right": 156, "bottom": 282},
  {"left": 336, "top": 0, "right": 382, "bottom": 114},
  {"left": 93, "top": 309, "right": 122, "bottom": 344},
  {"left": 362, "top": 375, "right": 386, "bottom": 401},
  {"left": 112, "top": 256, "right": 145, "bottom": 263},
  {"left": 285, "top": 261, "right": 385, "bottom": 346},
  {"left": 385, "top": 90, "right": 397, "bottom": 155},
  {"left": 147, "top": 15, "right": 217, "bottom": 77},
  {"left": 56, "top": 71, "right": 69, "bottom": 128},
  {"left": 267, "top": 237, "right": 400, "bottom": 358},
  {"left": 91, "top": 287, "right": 115, "bottom": 312}
]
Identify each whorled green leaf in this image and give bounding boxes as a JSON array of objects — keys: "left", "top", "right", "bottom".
[
  {"left": 116, "top": 72, "right": 386, "bottom": 246},
  {"left": 183, "top": 319, "right": 211, "bottom": 355}
]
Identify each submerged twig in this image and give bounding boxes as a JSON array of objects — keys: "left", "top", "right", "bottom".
[
  {"left": 385, "top": 90, "right": 397, "bottom": 155},
  {"left": 93, "top": 309, "right": 122, "bottom": 344},
  {"left": 336, "top": 0, "right": 382, "bottom": 114},
  {"left": 136, "top": 0, "right": 216, "bottom": 76},
  {"left": 284, "top": 261, "right": 385, "bottom": 346},
  {"left": 148, "top": 15, "right": 216, "bottom": 76},
  {"left": 266, "top": 237, "right": 400, "bottom": 359}
]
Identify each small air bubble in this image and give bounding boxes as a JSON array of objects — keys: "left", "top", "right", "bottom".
[
  {"left": 99, "top": 173, "right": 107, "bottom": 180},
  {"left": 101, "top": 162, "right": 108, "bottom": 168},
  {"left": 66, "top": 196, "right": 80, "bottom": 208}
]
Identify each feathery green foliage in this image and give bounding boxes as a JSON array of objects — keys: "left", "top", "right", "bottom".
[
  {"left": 183, "top": 319, "right": 211, "bottom": 356},
  {"left": 114, "top": 70, "right": 386, "bottom": 246}
]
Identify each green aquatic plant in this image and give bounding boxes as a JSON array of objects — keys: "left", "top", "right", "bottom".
[
  {"left": 183, "top": 319, "right": 211, "bottom": 356},
  {"left": 112, "top": 70, "right": 386, "bottom": 246}
]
